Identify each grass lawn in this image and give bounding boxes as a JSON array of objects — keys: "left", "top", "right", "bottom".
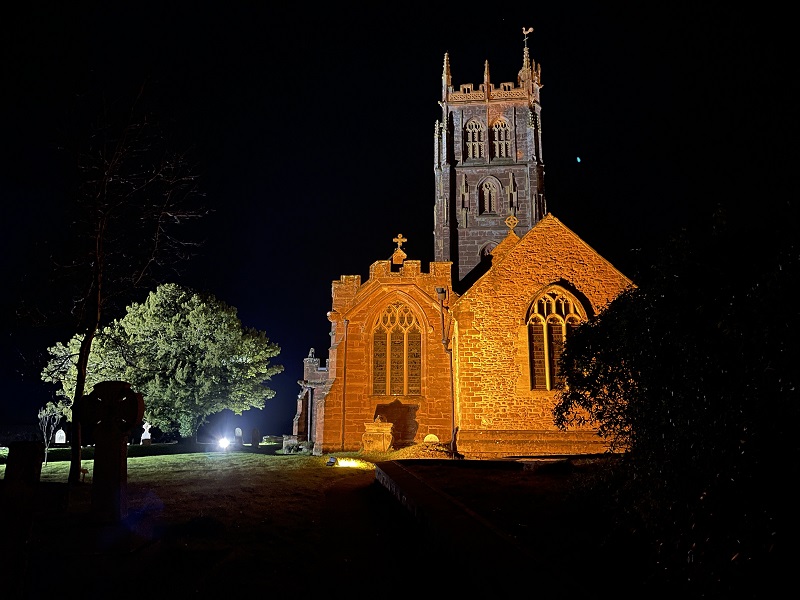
[
  {"left": 1, "top": 441, "right": 414, "bottom": 596},
  {"left": 0, "top": 441, "right": 407, "bottom": 527}
]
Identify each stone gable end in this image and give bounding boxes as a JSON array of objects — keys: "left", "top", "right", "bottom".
[{"left": 449, "top": 214, "right": 634, "bottom": 457}]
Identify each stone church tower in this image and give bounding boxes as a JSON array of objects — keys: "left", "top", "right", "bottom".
[{"left": 434, "top": 38, "right": 546, "bottom": 288}]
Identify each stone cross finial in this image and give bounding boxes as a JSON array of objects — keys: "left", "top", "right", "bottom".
[
  {"left": 505, "top": 215, "right": 519, "bottom": 230},
  {"left": 393, "top": 233, "right": 407, "bottom": 249}
]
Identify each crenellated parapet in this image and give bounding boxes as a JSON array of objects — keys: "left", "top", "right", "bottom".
[
  {"left": 330, "top": 275, "right": 360, "bottom": 314},
  {"left": 442, "top": 46, "right": 542, "bottom": 105},
  {"left": 446, "top": 81, "right": 529, "bottom": 103},
  {"left": 370, "top": 259, "right": 430, "bottom": 279},
  {"left": 329, "top": 237, "right": 454, "bottom": 318}
]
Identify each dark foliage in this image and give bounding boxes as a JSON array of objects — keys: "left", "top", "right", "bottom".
[{"left": 554, "top": 202, "right": 798, "bottom": 596}]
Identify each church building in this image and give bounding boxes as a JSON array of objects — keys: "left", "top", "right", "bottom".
[{"left": 293, "top": 38, "right": 634, "bottom": 459}]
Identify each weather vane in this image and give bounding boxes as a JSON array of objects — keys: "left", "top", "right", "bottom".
[{"left": 522, "top": 26, "right": 534, "bottom": 46}]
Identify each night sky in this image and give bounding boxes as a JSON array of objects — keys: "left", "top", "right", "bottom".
[{"left": 1, "top": 3, "right": 792, "bottom": 440}]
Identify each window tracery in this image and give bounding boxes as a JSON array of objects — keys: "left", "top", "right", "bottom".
[
  {"left": 491, "top": 119, "right": 512, "bottom": 159},
  {"left": 527, "top": 288, "right": 585, "bottom": 390},
  {"left": 372, "top": 302, "right": 422, "bottom": 396},
  {"left": 464, "top": 120, "right": 485, "bottom": 159}
]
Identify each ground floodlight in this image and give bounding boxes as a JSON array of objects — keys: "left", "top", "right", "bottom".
[
  {"left": 218, "top": 437, "right": 230, "bottom": 450},
  {"left": 326, "top": 456, "right": 337, "bottom": 466}
]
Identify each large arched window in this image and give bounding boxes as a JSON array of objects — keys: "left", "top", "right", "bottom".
[
  {"left": 464, "top": 120, "right": 485, "bottom": 159},
  {"left": 527, "top": 288, "right": 585, "bottom": 390},
  {"left": 479, "top": 180, "right": 499, "bottom": 214},
  {"left": 491, "top": 119, "right": 512, "bottom": 159},
  {"left": 372, "top": 302, "right": 422, "bottom": 396}
]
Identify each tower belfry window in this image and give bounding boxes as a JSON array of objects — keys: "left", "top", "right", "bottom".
[
  {"left": 491, "top": 120, "right": 512, "bottom": 159},
  {"left": 464, "top": 120, "right": 485, "bottom": 159},
  {"left": 527, "top": 288, "right": 584, "bottom": 391},
  {"left": 372, "top": 302, "right": 422, "bottom": 396}
]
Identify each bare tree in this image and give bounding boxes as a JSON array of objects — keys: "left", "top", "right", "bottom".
[
  {"left": 37, "top": 401, "right": 63, "bottom": 465},
  {"left": 40, "top": 84, "right": 208, "bottom": 483}
]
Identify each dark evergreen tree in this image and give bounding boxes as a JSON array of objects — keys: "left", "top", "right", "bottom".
[{"left": 554, "top": 204, "right": 798, "bottom": 596}]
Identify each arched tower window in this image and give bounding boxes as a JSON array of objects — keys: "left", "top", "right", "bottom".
[
  {"left": 464, "top": 120, "right": 485, "bottom": 160},
  {"left": 527, "top": 288, "right": 585, "bottom": 391},
  {"left": 372, "top": 302, "right": 422, "bottom": 396},
  {"left": 479, "top": 180, "right": 499, "bottom": 214},
  {"left": 491, "top": 119, "right": 512, "bottom": 159}
]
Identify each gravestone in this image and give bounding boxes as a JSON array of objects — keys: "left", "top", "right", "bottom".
[
  {"left": 234, "top": 427, "right": 243, "bottom": 447},
  {"left": 77, "top": 380, "right": 144, "bottom": 524},
  {"left": 2, "top": 440, "right": 45, "bottom": 552},
  {"left": 282, "top": 434, "right": 298, "bottom": 452},
  {"left": 54, "top": 428, "right": 66, "bottom": 445},
  {"left": 140, "top": 422, "right": 152, "bottom": 445},
  {"left": 3, "top": 441, "right": 45, "bottom": 485}
]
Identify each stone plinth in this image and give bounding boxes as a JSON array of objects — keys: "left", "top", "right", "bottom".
[{"left": 362, "top": 421, "right": 393, "bottom": 452}]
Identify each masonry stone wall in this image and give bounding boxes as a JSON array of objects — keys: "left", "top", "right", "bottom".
[
  {"left": 456, "top": 429, "right": 612, "bottom": 459},
  {"left": 450, "top": 215, "right": 633, "bottom": 457},
  {"left": 315, "top": 258, "right": 455, "bottom": 454},
  {"left": 309, "top": 217, "right": 632, "bottom": 458}
]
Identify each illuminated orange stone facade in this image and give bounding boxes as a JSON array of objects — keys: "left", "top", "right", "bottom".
[
  {"left": 449, "top": 214, "right": 632, "bottom": 457},
  {"left": 295, "top": 40, "right": 634, "bottom": 458}
]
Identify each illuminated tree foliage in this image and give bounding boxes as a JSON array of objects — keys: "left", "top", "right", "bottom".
[
  {"left": 43, "top": 283, "right": 283, "bottom": 439},
  {"left": 553, "top": 208, "right": 798, "bottom": 597}
]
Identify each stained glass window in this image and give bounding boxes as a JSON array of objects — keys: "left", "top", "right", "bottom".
[
  {"left": 372, "top": 302, "right": 422, "bottom": 396},
  {"left": 527, "top": 288, "right": 585, "bottom": 390}
]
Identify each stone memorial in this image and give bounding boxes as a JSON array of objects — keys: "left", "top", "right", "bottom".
[
  {"left": 2, "top": 440, "right": 46, "bottom": 552},
  {"left": 76, "top": 380, "right": 144, "bottom": 524},
  {"left": 3, "top": 440, "right": 45, "bottom": 485},
  {"left": 234, "top": 427, "right": 243, "bottom": 447},
  {"left": 140, "top": 421, "right": 152, "bottom": 445},
  {"left": 362, "top": 416, "right": 393, "bottom": 452},
  {"left": 54, "top": 428, "right": 66, "bottom": 445}
]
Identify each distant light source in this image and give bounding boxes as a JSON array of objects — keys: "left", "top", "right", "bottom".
[
  {"left": 326, "top": 456, "right": 337, "bottom": 466},
  {"left": 218, "top": 437, "right": 230, "bottom": 450}
]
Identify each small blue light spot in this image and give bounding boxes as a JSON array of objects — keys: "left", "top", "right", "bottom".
[{"left": 576, "top": 156, "right": 581, "bottom": 163}]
